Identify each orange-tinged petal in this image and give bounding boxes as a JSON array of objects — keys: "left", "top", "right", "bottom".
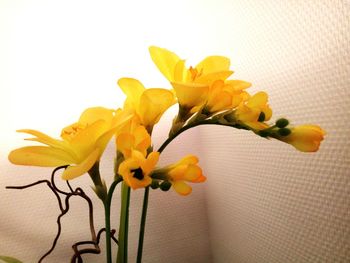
[
  {"left": 195, "top": 56, "right": 231, "bottom": 74},
  {"left": 173, "top": 181, "right": 192, "bottom": 196},
  {"left": 183, "top": 164, "right": 203, "bottom": 182},
  {"left": 142, "top": 151, "right": 160, "bottom": 175},
  {"left": 138, "top": 88, "right": 175, "bottom": 127},
  {"left": 171, "top": 82, "right": 208, "bottom": 108},
  {"left": 8, "top": 146, "right": 76, "bottom": 167},
  {"left": 62, "top": 149, "right": 100, "bottom": 180},
  {"left": 149, "top": 46, "right": 181, "bottom": 82}
]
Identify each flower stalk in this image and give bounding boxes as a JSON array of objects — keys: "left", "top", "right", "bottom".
[{"left": 117, "top": 182, "right": 131, "bottom": 263}]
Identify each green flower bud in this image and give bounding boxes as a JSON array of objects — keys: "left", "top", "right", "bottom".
[
  {"left": 259, "top": 129, "right": 270, "bottom": 137},
  {"left": 276, "top": 118, "right": 289, "bottom": 128},
  {"left": 278, "top": 127, "right": 291, "bottom": 136},
  {"left": 160, "top": 181, "right": 172, "bottom": 191},
  {"left": 151, "top": 180, "right": 160, "bottom": 189}
]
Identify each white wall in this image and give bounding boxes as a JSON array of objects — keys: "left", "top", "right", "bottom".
[
  {"left": 1, "top": 0, "right": 349, "bottom": 262},
  {"left": 199, "top": 1, "right": 350, "bottom": 262}
]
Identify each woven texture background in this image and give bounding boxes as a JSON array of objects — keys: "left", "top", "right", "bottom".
[
  {"left": 199, "top": 0, "right": 350, "bottom": 262},
  {"left": 1, "top": 0, "right": 349, "bottom": 262}
]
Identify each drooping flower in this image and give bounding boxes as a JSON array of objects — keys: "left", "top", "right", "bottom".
[
  {"left": 278, "top": 125, "right": 325, "bottom": 152},
  {"left": 152, "top": 155, "right": 206, "bottom": 196},
  {"left": 118, "top": 77, "right": 175, "bottom": 132},
  {"left": 118, "top": 150, "right": 159, "bottom": 190},
  {"left": 234, "top": 91, "right": 272, "bottom": 130},
  {"left": 8, "top": 107, "right": 130, "bottom": 180}
]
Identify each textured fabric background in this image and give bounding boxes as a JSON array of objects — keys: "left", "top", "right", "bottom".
[{"left": 1, "top": 0, "right": 349, "bottom": 262}]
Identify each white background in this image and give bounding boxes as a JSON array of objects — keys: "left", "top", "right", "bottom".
[{"left": 1, "top": 0, "right": 349, "bottom": 262}]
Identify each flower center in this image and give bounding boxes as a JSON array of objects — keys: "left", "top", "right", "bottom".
[{"left": 131, "top": 167, "right": 144, "bottom": 180}]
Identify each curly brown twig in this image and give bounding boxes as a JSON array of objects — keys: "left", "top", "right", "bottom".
[{"left": 6, "top": 166, "right": 118, "bottom": 263}]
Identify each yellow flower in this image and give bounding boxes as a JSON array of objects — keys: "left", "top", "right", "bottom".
[
  {"left": 234, "top": 91, "right": 272, "bottom": 130},
  {"left": 118, "top": 77, "right": 175, "bottom": 131},
  {"left": 8, "top": 107, "right": 130, "bottom": 180},
  {"left": 118, "top": 150, "right": 159, "bottom": 190},
  {"left": 166, "top": 155, "right": 206, "bottom": 196},
  {"left": 116, "top": 116, "right": 151, "bottom": 158},
  {"left": 196, "top": 79, "right": 251, "bottom": 113},
  {"left": 149, "top": 46, "right": 233, "bottom": 109},
  {"left": 279, "top": 125, "right": 325, "bottom": 152}
]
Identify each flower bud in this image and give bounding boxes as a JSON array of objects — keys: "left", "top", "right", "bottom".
[
  {"left": 160, "top": 181, "right": 172, "bottom": 191},
  {"left": 151, "top": 180, "right": 160, "bottom": 189},
  {"left": 278, "top": 127, "right": 291, "bottom": 136},
  {"left": 276, "top": 118, "right": 289, "bottom": 128}
]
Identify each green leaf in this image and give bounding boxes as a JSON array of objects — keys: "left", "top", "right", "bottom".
[{"left": 0, "top": 256, "right": 23, "bottom": 263}]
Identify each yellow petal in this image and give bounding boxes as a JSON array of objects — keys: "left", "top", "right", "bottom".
[
  {"left": 17, "top": 129, "right": 68, "bottom": 150},
  {"left": 138, "top": 88, "right": 175, "bottom": 127},
  {"left": 175, "top": 155, "right": 198, "bottom": 166},
  {"left": 171, "top": 82, "right": 208, "bottom": 108},
  {"left": 149, "top": 46, "right": 181, "bottom": 82},
  {"left": 69, "top": 120, "right": 109, "bottom": 160},
  {"left": 78, "top": 107, "right": 114, "bottom": 125},
  {"left": 118, "top": 78, "right": 145, "bottom": 110},
  {"left": 283, "top": 125, "right": 325, "bottom": 152},
  {"left": 226, "top": 80, "right": 252, "bottom": 91},
  {"left": 173, "top": 181, "right": 192, "bottom": 196},
  {"left": 195, "top": 71, "right": 234, "bottom": 84},
  {"left": 247, "top": 92, "right": 268, "bottom": 107},
  {"left": 8, "top": 146, "right": 76, "bottom": 167},
  {"left": 183, "top": 164, "right": 202, "bottom": 182},
  {"left": 195, "top": 56, "right": 231, "bottom": 74},
  {"left": 174, "top": 59, "right": 186, "bottom": 82},
  {"left": 62, "top": 149, "right": 100, "bottom": 180},
  {"left": 116, "top": 133, "right": 135, "bottom": 158}
]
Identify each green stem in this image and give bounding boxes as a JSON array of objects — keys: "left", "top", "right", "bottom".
[
  {"left": 104, "top": 178, "right": 123, "bottom": 263},
  {"left": 136, "top": 187, "right": 149, "bottom": 263},
  {"left": 117, "top": 182, "right": 131, "bottom": 263}
]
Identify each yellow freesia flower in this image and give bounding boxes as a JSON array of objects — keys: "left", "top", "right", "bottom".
[
  {"left": 116, "top": 116, "right": 151, "bottom": 158},
  {"left": 9, "top": 107, "right": 130, "bottom": 180},
  {"left": 118, "top": 77, "right": 175, "bottom": 132},
  {"left": 149, "top": 46, "right": 234, "bottom": 109},
  {"left": 165, "top": 155, "right": 206, "bottom": 196},
  {"left": 118, "top": 150, "right": 159, "bottom": 190},
  {"left": 279, "top": 125, "right": 325, "bottom": 152},
  {"left": 234, "top": 91, "right": 272, "bottom": 130},
  {"left": 193, "top": 79, "right": 251, "bottom": 113}
]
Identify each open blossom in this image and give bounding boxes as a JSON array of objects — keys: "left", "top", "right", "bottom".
[
  {"left": 155, "top": 155, "right": 206, "bottom": 196},
  {"left": 149, "top": 46, "right": 250, "bottom": 114},
  {"left": 118, "top": 150, "right": 159, "bottom": 190},
  {"left": 279, "top": 125, "right": 325, "bottom": 152},
  {"left": 118, "top": 77, "right": 175, "bottom": 132},
  {"left": 8, "top": 107, "right": 130, "bottom": 180}
]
